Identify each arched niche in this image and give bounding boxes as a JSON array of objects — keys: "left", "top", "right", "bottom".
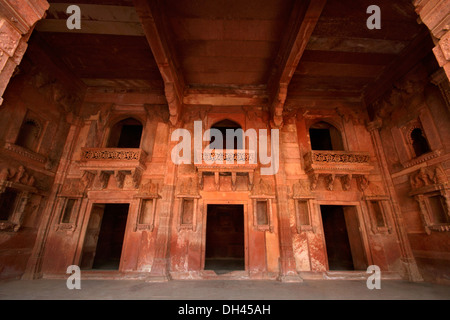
[
  {"left": 15, "top": 119, "right": 42, "bottom": 152},
  {"left": 107, "top": 117, "right": 143, "bottom": 148},
  {"left": 308, "top": 121, "right": 344, "bottom": 151},
  {"left": 210, "top": 119, "right": 243, "bottom": 150}
]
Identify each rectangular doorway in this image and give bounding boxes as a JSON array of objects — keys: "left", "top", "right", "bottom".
[
  {"left": 80, "top": 203, "right": 129, "bottom": 270},
  {"left": 204, "top": 204, "right": 245, "bottom": 273},
  {"left": 320, "top": 205, "right": 368, "bottom": 271}
]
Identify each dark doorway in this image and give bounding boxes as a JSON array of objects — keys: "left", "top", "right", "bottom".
[
  {"left": 80, "top": 204, "right": 129, "bottom": 270},
  {"left": 205, "top": 204, "right": 245, "bottom": 273},
  {"left": 107, "top": 118, "right": 143, "bottom": 148},
  {"left": 320, "top": 205, "right": 368, "bottom": 271}
]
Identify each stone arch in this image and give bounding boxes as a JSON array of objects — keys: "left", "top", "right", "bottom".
[
  {"left": 15, "top": 118, "right": 42, "bottom": 151},
  {"left": 210, "top": 119, "right": 243, "bottom": 150},
  {"left": 107, "top": 117, "right": 144, "bottom": 148}
]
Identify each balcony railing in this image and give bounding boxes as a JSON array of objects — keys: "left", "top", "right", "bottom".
[
  {"left": 194, "top": 149, "right": 257, "bottom": 170},
  {"left": 81, "top": 148, "right": 146, "bottom": 163},
  {"left": 304, "top": 150, "right": 373, "bottom": 175},
  {"left": 194, "top": 149, "right": 258, "bottom": 190},
  {"left": 79, "top": 148, "right": 147, "bottom": 189}
]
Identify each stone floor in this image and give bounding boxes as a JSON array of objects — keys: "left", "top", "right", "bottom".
[{"left": 0, "top": 279, "right": 448, "bottom": 300}]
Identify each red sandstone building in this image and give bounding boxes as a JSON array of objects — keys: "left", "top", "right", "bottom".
[{"left": 0, "top": 0, "right": 449, "bottom": 285}]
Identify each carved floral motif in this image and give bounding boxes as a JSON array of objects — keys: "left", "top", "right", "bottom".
[{"left": 81, "top": 149, "right": 144, "bottom": 161}]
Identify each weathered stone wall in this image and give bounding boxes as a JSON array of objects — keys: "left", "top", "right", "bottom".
[
  {"left": 0, "top": 40, "right": 83, "bottom": 280},
  {"left": 371, "top": 61, "right": 450, "bottom": 284},
  {"left": 0, "top": 0, "right": 49, "bottom": 105}
]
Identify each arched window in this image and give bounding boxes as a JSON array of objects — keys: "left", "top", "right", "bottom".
[
  {"left": 411, "top": 128, "right": 430, "bottom": 157},
  {"left": 107, "top": 118, "right": 143, "bottom": 148},
  {"left": 210, "top": 119, "right": 243, "bottom": 150},
  {"left": 309, "top": 121, "right": 344, "bottom": 151},
  {"left": 16, "top": 119, "right": 41, "bottom": 151}
]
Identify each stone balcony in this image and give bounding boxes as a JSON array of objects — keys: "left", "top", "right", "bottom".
[
  {"left": 303, "top": 150, "right": 374, "bottom": 191},
  {"left": 194, "top": 149, "right": 258, "bottom": 190},
  {"left": 79, "top": 148, "right": 147, "bottom": 189}
]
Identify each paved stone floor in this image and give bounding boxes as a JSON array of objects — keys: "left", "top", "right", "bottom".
[{"left": 0, "top": 279, "right": 448, "bottom": 300}]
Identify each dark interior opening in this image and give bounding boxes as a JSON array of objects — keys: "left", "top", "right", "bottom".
[
  {"left": 205, "top": 204, "right": 245, "bottom": 274},
  {"left": 320, "top": 205, "right": 368, "bottom": 271},
  {"left": 107, "top": 118, "right": 143, "bottom": 148},
  {"left": 411, "top": 128, "right": 430, "bottom": 157},
  {"left": 309, "top": 122, "right": 344, "bottom": 151},
  {"left": 210, "top": 119, "right": 243, "bottom": 150},
  {"left": 0, "top": 188, "right": 18, "bottom": 221},
  {"left": 80, "top": 203, "right": 129, "bottom": 270},
  {"left": 16, "top": 120, "right": 40, "bottom": 151},
  {"left": 428, "top": 195, "right": 449, "bottom": 224}
]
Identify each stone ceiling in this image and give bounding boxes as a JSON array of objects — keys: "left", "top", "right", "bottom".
[{"left": 33, "top": 0, "right": 435, "bottom": 124}]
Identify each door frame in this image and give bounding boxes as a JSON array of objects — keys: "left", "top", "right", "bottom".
[
  {"left": 201, "top": 200, "right": 249, "bottom": 271},
  {"left": 317, "top": 201, "right": 373, "bottom": 271},
  {"left": 74, "top": 197, "right": 137, "bottom": 272}
]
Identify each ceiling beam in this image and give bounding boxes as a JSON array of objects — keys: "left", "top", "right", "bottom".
[
  {"left": 183, "top": 86, "right": 268, "bottom": 106},
  {"left": 133, "top": 0, "right": 185, "bottom": 126},
  {"left": 267, "top": 0, "right": 327, "bottom": 127},
  {"left": 35, "top": 4, "right": 145, "bottom": 36}
]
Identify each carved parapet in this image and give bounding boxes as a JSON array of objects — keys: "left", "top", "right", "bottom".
[
  {"left": 194, "top": 149, "right": 257, "bottom": 191},
  {"left": 79, "top": 148, "right": 147, "bottom": 189},
  {"left": 303, "top": 150, "right": 373, "bottom": 191},
  {"left": 81, "top": 148, "right": 147, "bottom": 162},
  {"left": 304, "top": 150, "right": 372, "bottom": 172}
]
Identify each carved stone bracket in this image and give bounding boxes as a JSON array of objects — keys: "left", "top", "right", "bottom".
[
  {"left": 324, "top": 174, "right": 336, "bottom": 191},
  {"left": 131, "top": 168, "right": 143, "bottom": 189},
  {"left": 357, "top": 175, "right": 370, "bottom": 192},
  {"left": 341, "top": 174, "right": 352, "bottom": 191},
  {"left": 114, "top": 171, "right": 126, "bottom": 189},
  {"left": 98, "top": 171, "right": 111, "bottom": 190},
  {"left": 308, "top": 173, "right": 319, "bottom": 191}
]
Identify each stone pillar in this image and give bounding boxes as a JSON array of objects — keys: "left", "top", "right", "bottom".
[
  {"left": 366, "top": 119, "right": 424, "bottom": 282},
  {"left": 0, "top": 0, "right": 49, "bottom": 105},
  {"left": 146, "top": 125, "right": 178, "bottom": 281},
  {"left": 273, "top": 125, "right": 303, "bottom": 282},
  {"left": 414, "top": 0, "right": 450, "bottom": 80}
]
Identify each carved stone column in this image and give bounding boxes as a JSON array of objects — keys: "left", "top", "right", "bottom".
[
  {"left": 0, "top": 0, "right": 49, "bottom": 105},
  {"left": 366, "top": 118, "right": 424, "bottom": 281}
]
